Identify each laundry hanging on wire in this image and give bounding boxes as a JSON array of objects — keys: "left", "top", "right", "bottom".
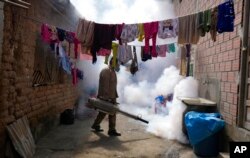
[
  {"left": 40, "top": 0, "right": 235, "bottom": 66},
  {"left": 75, "top": 0, "right": 235, "bottom": 64},
  {"left": 40, "top": 23, "right": 83, "bottom": 86}
]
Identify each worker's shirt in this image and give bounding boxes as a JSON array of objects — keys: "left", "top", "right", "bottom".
[{"left": 97, "top": 67, "right": 118, "bottom": 101}]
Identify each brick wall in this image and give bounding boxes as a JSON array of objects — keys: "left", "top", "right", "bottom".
[
  {"left": 0, "top": 2, "right": 3, "bottom": 69},
  {"left": 0, "top": 0, "right": 80, "bottom": 156},
  {"left": 173, "top": 0, "right": 245, "bottom": 141}
]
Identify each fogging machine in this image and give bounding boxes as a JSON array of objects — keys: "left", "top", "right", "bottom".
[{"left": 87, "top": 98, "right": 149, "bottom": 124}]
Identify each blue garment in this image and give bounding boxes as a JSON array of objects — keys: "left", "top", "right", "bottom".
[
  {"left": 57, "top": 44, "right": 71, "bottom": 74},
  {"left": 155, "top": 95, "right": 165, "bottom": 104},
  {"left": 217, "top": 0, "right": 235, "bottom": 33},
  {"left": 59, "top": 56, "right": 71, "bottom": 75}
]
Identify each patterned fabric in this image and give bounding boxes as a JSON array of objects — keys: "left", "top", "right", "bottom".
[
  {"left": 156, "top": 45, "right": 167, "bottom": 57},
  {"left": 117, "top": 45, "right": 133, "bottom": 65},
  {"left": 120, "top": 24, "right": 138, "bottom": 44},
  {"left": 158, "top": 19, "right": 178, "bottom": 39},
  {"left": 97, "top": 48, "right": 111, "bottom": 56}
]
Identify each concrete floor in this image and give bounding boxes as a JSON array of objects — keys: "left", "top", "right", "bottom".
[{"left": 34, "top": 113, "right": 196, "bottom": 158}]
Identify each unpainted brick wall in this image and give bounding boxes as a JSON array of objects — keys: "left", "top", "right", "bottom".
[
  {"left": 173, "top": 0, "right": 242, "bottom": 126},
  {"left": 0, "top": 2, "right": 3, "bottom": 69},
  {"left": 0, "top": 0, "right": 80, "bottom": 156}
]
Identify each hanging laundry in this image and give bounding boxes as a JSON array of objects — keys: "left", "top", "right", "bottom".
[
  {"left": 78, "top": 43, "right": 92, "bottom": 60},
  {"left": 117, "top": 44, "right": 133, "bottom": 65},
  {"left": 178, "top": 14, "right": 200, "bottom": 44},
  {"left": 198, "top": 9, "right": 211, "bottom": 37},
  {"left": 115, "top": 23, "right": 125, "bottom": 45},
  {"left": 61, "top": 56, "right": 71, "bottom": 75},
  {"left": 65, "top": 31, "right": 76, "bottom": 43},
  {"left": 76, "top": 18, "right": 95, "bottom": 56},
  {"left": 179, "top": 46, "right": 187, "bottom": 76},
  {"left": 77, "top": 69, "right": 84, "bottom": 80},
  {"left": 210, "top": 7, "right": 218, "bottom": 42},
  {"left": 97, "top": 48, "right": 111, "bottom": 56},
  {"left": 64, "top": 41, "right": 74, "bottom": 58},
  {"left": 168, "top": 43, "right": 176, "bottom": 53},
  {"left": 71, "top": 66, "right": 78, "bottom": 85},
  {"left": 217, "top": 0, "right": 235, "bottom": 33},
  {"left": 156, "top": 45, "right": 167, "bottom": 57},
  {"left": 130, "top": 47, "right": 138, "bottom": 75},
  {"left": 57, "top": 28, "right": 66, "bottom": 41},
  {"left": 105, "top": 42, "right": 119, "bottom": 67},
  {"left": 120, "top": 24, "right": 139, "bottom": 44},
  {"left": 186, "top": 44, "right": 191, "bottom": 77},
  {"left": 137, "top": 23, "right": 145, "bottom": 42},
  {"left": 41, "top": 24, "right": 52, "bottom": 44},
  {"left": 91, "top": 24, "right": 116, "bottom": 63},
  {"left": 49, "top": 25, "right": 58, "bottom": 42},
  {"left": 144, "top": 21, "right": 158, "bottom": 57},
  {"left": 65, "top": 31, "right": 79, "bottom": 59},
  {"left": 158, "top": 19, "right": 178, "bottom": 39},
  {"left": 53, "top": 42, "right": 71, "bottom": 74},
  {"left": 141, "top": 46, "right": 152, "bottom": 62}
]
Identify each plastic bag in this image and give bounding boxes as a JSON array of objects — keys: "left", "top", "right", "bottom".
[{"left": 185, "top": 111, "right": 225, "bottom": 145}]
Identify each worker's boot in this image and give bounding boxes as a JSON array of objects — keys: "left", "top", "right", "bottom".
[
  {"left": 91, "top": 125, "right": 104, "bottom": 132},
  {"left": 108, "top": 130, "right": 121, "bottom": 136}
]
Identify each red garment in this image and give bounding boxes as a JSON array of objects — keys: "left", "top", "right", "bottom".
[
  {"left": 41, "top": 24, "right": 52, "bottom": 44},
  {"left": 143, "top": 22, "right": 158, "bottom": 57},
  {"left": 71, "top": 67, "right": 78, "bottom": 85},
  {"left": 97, "top": 48, "right": 111, "bottom": 56}
]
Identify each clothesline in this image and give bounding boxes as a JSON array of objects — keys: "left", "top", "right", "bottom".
[
  {"left": 21, "top": 0, "right": 234, "bottom": 32},
  {"left": 86, "top": 0, "right": 235, "bottom": 25},
  {"left": 21, "top": 15, "right": 75, "bottom": 33}
]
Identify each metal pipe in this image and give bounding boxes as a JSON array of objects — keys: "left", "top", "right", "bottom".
[
  {"left": 88, "top": 98, "right": 149, "bottom": 124},
  {"left": 0, "top": 0, "right": 29, "bottom": 9},
  {"left": 238, "top": 0, "right": 249, "bottom": 127}
]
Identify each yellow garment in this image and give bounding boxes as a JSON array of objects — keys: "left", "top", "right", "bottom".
[
  {"left": 180, "top": 46, "right": 187, "bottom": 76},
  {"left": 105, "top": 43, "right": 119, "bottom": 67},
  {"left": 137, "top": 23, "right": 145, "bottom": 42}
]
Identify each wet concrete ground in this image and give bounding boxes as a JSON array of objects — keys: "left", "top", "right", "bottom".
[{"left": 34, "top": 113, "right": 197, "bottom": 158}]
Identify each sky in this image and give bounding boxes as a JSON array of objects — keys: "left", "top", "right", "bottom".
[
  {"left": 70, "top": 0, "right": 199, "bottom": 144},
  {"left": 70, "top": 0, "right": 176, "bottom": 24}
]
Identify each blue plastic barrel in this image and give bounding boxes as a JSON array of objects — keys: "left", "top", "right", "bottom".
[{"left": 193, "top": 132, "right": 220, "bottom": 157}]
